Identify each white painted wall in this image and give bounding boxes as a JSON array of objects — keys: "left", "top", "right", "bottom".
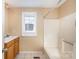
[
  {"left": 44, "top": 20, "right": 59, "bottom": 48},
  {"left": 59, "top": 13, "right": 76, "bottom": 43},
  {"left": 58, "top": 13, "right": 76, "bottom": 59}
]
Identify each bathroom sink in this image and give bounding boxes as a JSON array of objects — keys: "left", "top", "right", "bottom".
[
  {"left": 3, "top": 34, "right": 12, "bottom": 38},
  {"left": 3, "top": 35, "right": 18, "bottom": 43}
]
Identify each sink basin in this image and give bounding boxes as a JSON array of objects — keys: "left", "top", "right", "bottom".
[{"left": 3, "top": 34, "right": 12, "bottom": 38}]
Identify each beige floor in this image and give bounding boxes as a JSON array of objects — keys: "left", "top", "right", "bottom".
[{"left": 15, "top": 52, "right": 49, "bottom": 59}]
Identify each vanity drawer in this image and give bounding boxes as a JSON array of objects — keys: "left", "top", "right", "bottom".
[{"left": 5, "top": 40, "right": 15, "bottom": 48}]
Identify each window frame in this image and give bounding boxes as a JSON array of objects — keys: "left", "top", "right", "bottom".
[{"left": 22, "top": 12, "right": 37, "bottom": 36}]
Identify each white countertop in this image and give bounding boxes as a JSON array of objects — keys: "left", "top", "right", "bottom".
[{"left": 4, "top": 36, "right": 19, "bottom": 43}]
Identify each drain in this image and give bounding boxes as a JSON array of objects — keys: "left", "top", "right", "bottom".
[{"left": 33, "top": 57, "right": 40, "bottom": 59}]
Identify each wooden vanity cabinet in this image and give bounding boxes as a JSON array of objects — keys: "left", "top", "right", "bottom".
[
  {"left": 6, "top": 44, "right": 15, "bottom": 59},
  {"left": 14, "top": 37, "right": 19, "bottom": 57},
  {"left": 4, "top": 37, "right": 19, "bottom": 59}
]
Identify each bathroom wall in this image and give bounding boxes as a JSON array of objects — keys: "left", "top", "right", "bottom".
[
  {"left": 44, "top": 20, "right": 60, "bottom": 48},
  {"left": 60, "top": 13, "right": 76, "bottom": 43},
  {"left": 58, "top": 0, "right": 76, "bottom": 44},
  {"left": 4, "top": 7, "right": 9, "bottom": 34},
  {"left": 59, "top": 13, "right": 75, "bottom": 52},
  {"left": 5, "top": 8, "right": 59, "bottom": 51},
  {"left": 59, "top": 0, "right": 76, "bottom": 17},
  {"left": 58, "top": 0, "right": 76, "bottom": 56}
]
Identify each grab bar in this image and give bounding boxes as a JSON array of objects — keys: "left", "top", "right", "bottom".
[{"left": 63, "top": 40, "right": 73, "bottom": 46}]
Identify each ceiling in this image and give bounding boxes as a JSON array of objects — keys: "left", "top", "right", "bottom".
[{"left": 6, "top": 0, "right": 66, "bottom": 8}]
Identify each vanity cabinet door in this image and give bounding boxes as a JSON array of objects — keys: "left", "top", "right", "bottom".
[
  {"left": 14, "top": 38, "right": 19, "bottom": 57},
  {"left": 15, "top": 42, "right": 19, "bottom": 56},
  {"left": 7, "top": 44, "right": 14, "bottom": 59}
]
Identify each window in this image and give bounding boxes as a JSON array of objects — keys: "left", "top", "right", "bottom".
[{"left": 22, "top": 12, "right": 37, "bottom": 36}]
